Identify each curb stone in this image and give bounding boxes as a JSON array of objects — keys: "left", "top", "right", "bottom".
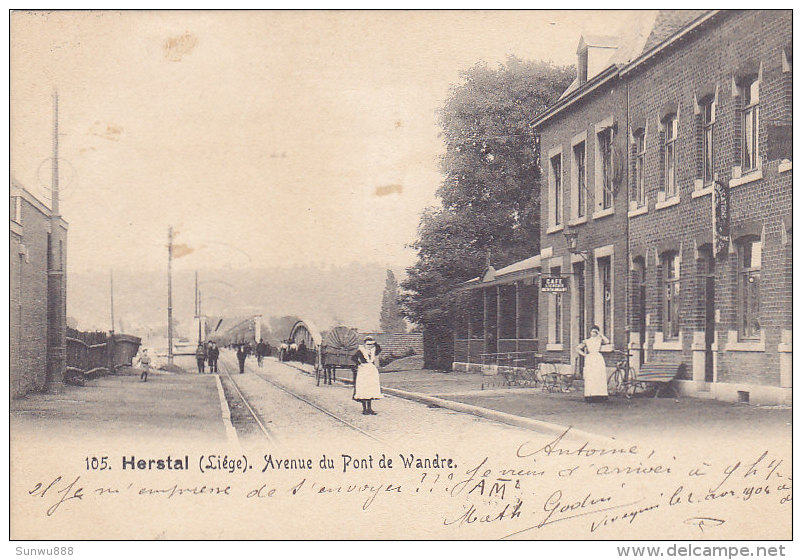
[{"left": 280, "top": 360, "right": 616, "bottom": 445}]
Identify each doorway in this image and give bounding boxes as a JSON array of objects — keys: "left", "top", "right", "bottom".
[
  {"left": 700, "top": 247, "right": 715, "bottom": 382},
  {"left": 572, "top": 261, "right": 586, "bottom": 374},
  {"left": 633, "top": 257, "right": 647, "bottom": 366}
]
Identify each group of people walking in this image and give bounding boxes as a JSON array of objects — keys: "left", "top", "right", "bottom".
[
  {"left": 232, "top": 339, "right": 271, "bottom": 373},
  {"left": 278, "top": 340, "right": 310, "bottom": 363},
  {"left": 193, "top": 339, "right": 274, "bottom": 374},
  {"left": 195, "top": 341, "right": 220, "bottom": 373},
  {"left": 136, "top": 329, "right": 606, "bottom": 411}
]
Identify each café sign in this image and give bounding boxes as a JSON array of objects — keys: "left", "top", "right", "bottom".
[{"left": 541, "top": 275, "right": 567, "bottom": 293}]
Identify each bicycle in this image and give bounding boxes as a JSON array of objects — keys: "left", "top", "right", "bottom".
[{"left": 607, "top": 350, "right": 642, "bottom": 398}]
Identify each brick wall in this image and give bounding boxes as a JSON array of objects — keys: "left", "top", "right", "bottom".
[
  {"left": 625, "top": 10, "right": 792, "bottom": 387},
  {"left": 535, "top": 78, "right": 629, "bottom": 367},
  {"left": 10, "top": 196, "right": 52, "bottom": 397},
  {"left": 359, "top": 332, "right": 423, "bottom": 357}
]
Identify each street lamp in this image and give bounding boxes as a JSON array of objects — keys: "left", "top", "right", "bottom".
[{"left": 564, "top": 229, "right": 591, "bottom": 263}]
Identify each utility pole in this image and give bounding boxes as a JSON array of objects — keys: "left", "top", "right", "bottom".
[
  {"left": 46, "top": 88, "right": 66, "bottom": 389},
  {"left": 195, "top": 271, "right": 205, "bottom": 344},
  {"left": 110, "top": 270, "right": 115, "bottom": 334},
  {"left": 167, "top": 226, "right": 174, "bottom": 365}
]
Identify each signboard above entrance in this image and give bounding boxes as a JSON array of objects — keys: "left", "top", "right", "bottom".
[{"left": 541, "top": 275, "right": 567, "bottom": 292}]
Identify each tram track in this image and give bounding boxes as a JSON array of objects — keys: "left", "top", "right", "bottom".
[
  {"left": 218, "top": 361, "right": 277, "bottom": 445},
  {"left": 248, "top": 368, "right": 390, "bottom": 447},
  {"left": 219, "top": 354, "right": 391, "bottom": 448}
]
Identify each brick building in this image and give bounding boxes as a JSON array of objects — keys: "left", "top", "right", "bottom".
[
  {"left": 10, "top": 179, "right": 68, "bottom": 398},
  {"left": 453, "top": 10, "right": 791, "bottom": 405},
  {"left": 528, "top": 32, "right": 635, "bottom": 373},
  {"left": 622, "top": 10, "right": 791, "bottom": 405},
  {"left": 454, "top": 15, "right": 658, "bottom": 376}
]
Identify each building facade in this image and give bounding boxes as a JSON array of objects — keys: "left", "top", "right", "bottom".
[
  {"left": 622, "top": 10, "right": 792, "bottom": 404},
  {"left": 453, "top": 10, "right": 791, "bottom": 405},
  {"left": 531, "top": 38, "right": 631, "bottom": 375},
  {"left": 10, "top": 181, "right": 68, "bottom": 398}
]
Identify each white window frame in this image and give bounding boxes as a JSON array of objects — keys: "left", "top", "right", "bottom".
[
  {"left": 570, "top": 131, "right": 588, "bottom": 224},
  {"left": 702, "top": 99, "right": 716, "bottom": 186},
  {"left": 594, "top": 116, "right": 615, "bottom": 219},
  {"left": 633, "top": 128, "right": 646, "bottom": 209},
  {"left": 593, "top": 244, "right": 614, "bottom": 352},
  {"left": 742, "top": 77, "right": 760, "bottom": 174},
  {"left": 730, "top": 68, "right": 764, "bottom": 183},
  {"left": 737, "top": 237, "right": 762, "bottom": 341},
  {"left": 12, "top": 196, "right": 22, "bottom": 225},
  {"left": 662, "top": 251, "right": 681, "bottom": 341},
  {"left": 547, "top": 146, "right": 564, "bottom": 233},
  {"left": 662, "top": 113, "right": 678, "bottom": 199}
]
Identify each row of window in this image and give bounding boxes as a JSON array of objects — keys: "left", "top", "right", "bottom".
[
  {"left": 549, "top": 123, "right": 614, "bottom": 228},
  {"left": 548, "top": 75, "right": 767, "bottom": 226},
  {"left": 458, "top": 233, "right": 764, "bottom": 348},
  {"left": 634, "top": 237, "right": 762, "bottom": 343},
  {"left": 633, "top": 76, "right": 761, "bottom": 207}
]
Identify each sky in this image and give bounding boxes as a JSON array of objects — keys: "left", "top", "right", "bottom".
[{"left": 11, "top": 10, "right": 642, "bottom": 275}]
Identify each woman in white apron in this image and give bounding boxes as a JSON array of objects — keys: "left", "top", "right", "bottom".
[
  {"left": 577, "top": 326, "right": 609, "bottom": 403},
  {"left": 352, "top": 336, "right": 382, "bottom": 415}
]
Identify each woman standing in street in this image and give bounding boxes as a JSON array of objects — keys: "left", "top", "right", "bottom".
[
  {"left": 577, "top": 326, "right": 609, "bottom": 403},
  {"left": 352, "top": 336, "right": 382, "bottom": 415}
]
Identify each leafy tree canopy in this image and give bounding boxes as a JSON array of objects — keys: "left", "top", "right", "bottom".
[{"left": 402, "top": 56, "right": 573, "bottom": 350}]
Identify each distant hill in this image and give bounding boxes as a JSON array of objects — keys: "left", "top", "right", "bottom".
[{"left": 67, "top": 263, "right": 408, "bottom": 338}]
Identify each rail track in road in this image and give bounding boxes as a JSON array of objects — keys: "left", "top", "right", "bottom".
[
  {"left": 219, "top": 354, "right": 390, "bottom": 447},
  {"left": 217, "top": 359, "right": 277, "bottom": 445}
]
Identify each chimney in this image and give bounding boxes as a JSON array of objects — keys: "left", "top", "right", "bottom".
[
  {"left": 577, "top": 35, "right": 620, "bottom": 84},
  {"left": 577, "top": 45, "right": 589, "bottom": 84}
]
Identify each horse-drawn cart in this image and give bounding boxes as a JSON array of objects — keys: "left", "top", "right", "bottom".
[{"left": 316, "top": 326, "right": 359, "bottom": 386}]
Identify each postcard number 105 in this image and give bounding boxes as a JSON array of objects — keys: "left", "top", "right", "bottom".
[{"left": 85, "top": 456, "right": 111, "bottom": 470}]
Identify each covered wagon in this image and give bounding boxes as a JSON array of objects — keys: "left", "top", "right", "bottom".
[{"left": 317, "top": 326, "right": 360, "bottom": 386}]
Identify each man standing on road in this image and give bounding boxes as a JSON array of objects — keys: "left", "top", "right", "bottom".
[
  {"left": 207, "top": 341, "right": 220, "bottom": 373},
  {"left": 256, "top": 338, "right": 266, "bottom": 367},
  {"left": 236, "top": 345, "right": 247, "bottom": 374},
  {"left": 137, "top": 349, "right": 152, "bottom": 382},
  {"left": 195, "top": 343, "right": 206, "bottom": 373}
]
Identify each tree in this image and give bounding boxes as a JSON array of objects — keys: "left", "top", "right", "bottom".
[
  {"left": 401, "top": 56, "right": 573, "bottom": 369},
  {"left": 379, "top": 269, "right": 407, "bottom": 333}
]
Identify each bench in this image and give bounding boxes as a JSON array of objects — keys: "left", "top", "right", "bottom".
[{"left": 636, "top": 362, "right": 681, "bottom": 399}]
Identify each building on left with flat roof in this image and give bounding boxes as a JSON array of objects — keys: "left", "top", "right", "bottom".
[{"left": 10, "top": 178, "right": 68, "bottom": 398}]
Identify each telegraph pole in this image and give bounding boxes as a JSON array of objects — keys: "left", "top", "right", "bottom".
[
  {"left": 46, "top": 88, "right": 66, "bottom": 389},
  {"left": 167, "top": 226, "right": 174, "bottom": 365},
  {"left": 196, "top": 271, "right": 202, "bottom": 344},
  {"left": 110, "top": 270, "right": 115, "bottom": 334}
]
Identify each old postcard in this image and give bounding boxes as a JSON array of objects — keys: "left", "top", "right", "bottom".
[{"left": 9, "top": 10, "right": 792, "bottom": 545}]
